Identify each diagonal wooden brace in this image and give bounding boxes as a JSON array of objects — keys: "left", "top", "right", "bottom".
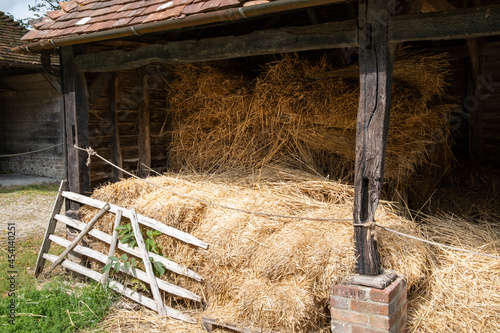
[{"left": 44, "top": 203, "right": 110, "bottom": 276}]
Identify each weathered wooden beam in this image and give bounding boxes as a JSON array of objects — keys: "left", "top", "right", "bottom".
[
  {"left": 34, "top": 180, "right": 67, "bottom": 277},
  {"left": 353, "top": 0, "right": 394, "bottom": 276},
  {"left": 74, "top": 20, "right": 357, "bottom": 72},
  {"left": 390, "top": 4, "right": 500, "bottom": 42},
  {"left": 41, "top": 72, "right": 61, "bottom": 94},
  {"left": 137, "top": 67, "right": 151, "bottom": 178},
  {"left": 44, "top": 203, "right": 110, "bottom": 276},
  {"left": 60, "top": 45, "right": 90, "bottom": 210},
  {"left": 467, "top": 45, "right": 485, "bottom": 160},
  {"left": 88, "top": 72, "right": 114, "bottom": 107},
  {"left": 108, "top": 74, "right": 123, "bottom": 182}
]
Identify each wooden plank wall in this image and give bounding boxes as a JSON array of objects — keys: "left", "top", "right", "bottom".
[
  {"left": 482, "top": 42, "right": 500, "bottom": 168},
  {"left": 88, "top": 64, "right": 171, "bottom": 188},
  {"left": 421, "top": 40, "right": 500, "bottom": 169}
]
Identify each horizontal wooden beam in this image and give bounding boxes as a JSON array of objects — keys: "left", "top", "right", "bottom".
[
  {"left": 390, "top": 4, "right": 500, "bottom": 43},
  {"left": 74, "top": 20, "right": 358, "bottom": 72},
  {"left": 74, "top": 5, "right": 500, "bottom": 73}
]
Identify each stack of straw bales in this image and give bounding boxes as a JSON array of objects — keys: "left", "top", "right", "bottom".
[
  {"left": 167, "top": 53, "right": 453, "bottom": 185},
  {"left": 82, "top": 172, "right": 500, "bottom": 332},
  {"left": 83, "top": 171, "right": 429, "bottom": 332}
]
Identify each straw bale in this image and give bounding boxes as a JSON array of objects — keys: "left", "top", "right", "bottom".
[
  {"left": 167, "top": 53, "right": 453, "bottom": 185},
  {"left": 83, "top": 171, "right": 429, "bottom": 332},
  {"left": 408, "top": 214, "right": 500, "bottom": 332}
]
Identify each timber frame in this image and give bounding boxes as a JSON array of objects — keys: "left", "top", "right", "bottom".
[{"left": 42, "top": 0, "right": 500, "bottom": 276}]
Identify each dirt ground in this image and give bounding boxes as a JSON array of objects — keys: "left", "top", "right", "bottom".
[
  {"left": 0, "top": 182, "right": 65, "bottom": 239},
  {"left": 0, "top": 183, "right": 64, "bottom": 239}
]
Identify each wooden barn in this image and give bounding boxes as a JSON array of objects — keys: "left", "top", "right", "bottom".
[
  {"left": 14, "top": 0, "right": 500, "bottom": 332},
  {"left": 0, "top": 12, "right": 64, "bottom": 179}
]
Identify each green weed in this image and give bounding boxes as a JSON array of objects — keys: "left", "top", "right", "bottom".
[{"left": 0, "top": 277, "right": 117, "bottom": 332}]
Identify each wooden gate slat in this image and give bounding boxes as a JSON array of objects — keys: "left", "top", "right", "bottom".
[
  {"left": 42, "top": 253, "right": 196, "bottom": 323},
  {"left": 54, "top": 213, "right": 203, "bottom": 281},
  {"left": 44, "top": 203, "right": 110, "bottom": 276},
  {"left": 102, "top": 209, "right": 122, "bottom": 286},
  {"left": 62, "top": 191, "right": 209, "bottom": 249},
  {"left": 130, "top": 209, "right": 167, "bottom": 316},
  {"left": 34, "top": 180, "right": 67, "bottom": 277},
  {"left": 49, "top": 234, "right": 201, "bottom": 302}
]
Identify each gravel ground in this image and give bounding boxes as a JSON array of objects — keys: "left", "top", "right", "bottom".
[{"left": 0, "top": 180, "right": 65, "bottom": 239}]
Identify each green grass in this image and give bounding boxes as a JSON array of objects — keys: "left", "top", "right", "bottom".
[
  {"left": 0, "top": 277, "right": 117, "bottom": 332},
  {"left": 0, "top": 183, "right": 60, "bottom": 195},
  {"left": 0, "top": 235, "right": 45, "bottom": 295},
  {"left": 0, "top": 235, "right": 116, "bottom": 332}
]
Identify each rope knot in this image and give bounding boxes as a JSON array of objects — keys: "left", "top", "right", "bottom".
[
  {"left": 353, "top": 221, "right": 378, "bottom": 242},
  {"left": 74, "top": 145, "right": 96, "bottom": 166}
]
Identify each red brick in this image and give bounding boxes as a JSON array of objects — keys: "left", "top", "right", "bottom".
[
  {"left": 389, "top": 311, "right": 407, "bottom": 333},
  {"left": 369, "top": 315, "right": 390, "bottom": 330},
  {"left": 331, "top": 296, "right": 350, "bottom": 310},
  {"left": 370, "top": 277, "right": 406, "bottom": 303},
  {"left": 351, "top": 325, "right": 386, "bottom": 333},
  {"left": 331, "top": 320, "right": 350, "bottom": 333},
  {"left": 370, "top": 299, "right": 405, "bottom": 330},
  {"left": 331, "top": 308, "right": 368, "bottom": 326},
  {"left": 351, "top": 300, "right": 390, "bottom": 316},
  {"left": 332, "top": 284, "right": 369, "bottom": 301}
]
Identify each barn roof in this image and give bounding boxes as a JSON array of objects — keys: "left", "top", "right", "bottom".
[
  {"left": 22, "top": 0, "right": 295, "bottom": 42},
  {"left": 15, "top": 0, "right": 345, "bottom": 53},
  {"left": 0, "top": 12, "right": 40, "bottom": 67}
]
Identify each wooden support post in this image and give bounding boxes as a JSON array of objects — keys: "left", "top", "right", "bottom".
[
  {"left": 88, "top": 72, "right": 114, "bottom": 107},
  {"left": 34, "top": 180, "right": 67, "bottom": 277},
  {"left": 60, "top": 45, "right": 91, "bottom": 211},
  {"left": 101, "top": 209, "right": 122, "bottom": 285},
  {"left": 130, "top": 209, "right": 167, "bottom": 316},
  {"left": 108, "top": 74, "right": 123, "bottom": 182},
  {"left": 466, "top": 0, "right": 485, "bottom": 161},
  {"left": 137, "top": 67, "right": 151, "bottom": 178},
  {"left": 44, "top": 203, "right": 110, "bottom": 276},
  {"left": 353, "top": 0, "right": 394, "bottom": 276}
]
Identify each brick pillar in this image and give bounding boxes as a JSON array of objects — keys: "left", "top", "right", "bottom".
[{"left": 330, "top": 277, "right": 407, "bottom": 333}]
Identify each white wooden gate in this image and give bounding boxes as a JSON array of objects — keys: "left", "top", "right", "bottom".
[{"left": 35, "top": 180, "right": 207, "bottom": 323}]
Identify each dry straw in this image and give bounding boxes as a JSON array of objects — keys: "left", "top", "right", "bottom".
[
  {"left": 81, "top": 173, "right": 500, "bottom": 332},
  {"left": 409, "top": 214, "right": 500, "bottom": 332},
  {"left": 167, "top": 53, "right": 453, "bottom": 186},
  {"left": 78, "top": 53, "right": 500, "bottom": 331},
  {"left": 83, "top": 170, "right": 429, "bottom": 332}
]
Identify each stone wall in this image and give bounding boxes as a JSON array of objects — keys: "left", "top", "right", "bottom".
[
  {"left": 0, "top": 72, "right": 64, "bottom": 179},
  {"left": 0, "top": 154, "right": 64, "bottom": 179}
]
